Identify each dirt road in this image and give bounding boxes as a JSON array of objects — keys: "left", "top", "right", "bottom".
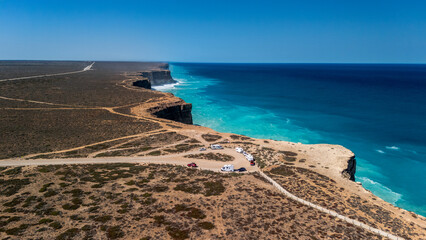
[
  {"left": 0, "top": 148, "right": 254, "bottom": 172},
  {"left": 0, "top": 62, "right": 95, "bottom": 82}
]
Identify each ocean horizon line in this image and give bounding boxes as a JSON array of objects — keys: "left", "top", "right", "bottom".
[{"left": 1, "top": 59, "right": 426, "bottom": 65}]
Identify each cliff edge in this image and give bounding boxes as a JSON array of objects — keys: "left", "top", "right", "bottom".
[
  {"left": 132, "top": 69, "right": 176, "bottom": 89},
  {"left": 342, "top": 155, "right": 356, "bottom": 181},
  {"left": 126, "top": 67, "right": 192, "bottom": 125},
  {"left": 147, "top": 94, "right": 193, "bottom": 124}
]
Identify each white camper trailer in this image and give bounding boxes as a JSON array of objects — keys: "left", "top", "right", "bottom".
[
  {"left": 235, "top": 147, "right": 243, "bottom": 153},
  {"left": 221, "top": 164, "right": 234, "bottom": 172},
  {"left": 211, "top": 144, "right": 224, "bottom": 150}
]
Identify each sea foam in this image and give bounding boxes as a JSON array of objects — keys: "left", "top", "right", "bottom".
[
  {"left": 152, "top": 82, "right": 180, "bottom": 91},
  {"left": 358, "top": 177, "right": 402, "bottom": 204},
  {"left": 385, "top": 146, "right": 400, "bottom": 150}
]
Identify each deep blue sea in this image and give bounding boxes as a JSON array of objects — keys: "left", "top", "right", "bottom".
[{"left": 160, "top": 63, "right": 426, "bottom": 216}]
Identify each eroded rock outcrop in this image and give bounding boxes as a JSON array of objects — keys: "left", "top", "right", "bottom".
[
  {"left": 131, "top": 69, "right": 176, "bottom": 90},
  {"left": 147, "top": 97, "right": 193, "bottom": 124},
  {"left": 140, "top": 70, "right": 176, "bottom": 86},
  {"left": 132, "top": 79, "right": 151, "bottom": 89},
  {"left": 341, "top": 155, "right": 356, "bottom": 181},
  {"left": 127, "top": 65, "right": 192, "bottom": 124}
]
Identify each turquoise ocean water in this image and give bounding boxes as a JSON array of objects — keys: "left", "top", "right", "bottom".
[{"left": 157, "top": 63, "right": 426, "bottom": 216}]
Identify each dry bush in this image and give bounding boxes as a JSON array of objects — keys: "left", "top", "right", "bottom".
[
  {"left": 0, "top": 164, "right": 390, "bottom": 239},
  {"left": 201, "top": 134, "right": 222, "bottom": 142}
]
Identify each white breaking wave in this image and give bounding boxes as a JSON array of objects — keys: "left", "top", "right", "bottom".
[
  {"left": 152, "top": 78, "right": 186, "bottom": 91},
  {"left": 376, "top": 150, "right": 385, "bottom": 154},
  {"left": 385, "top": 146, "right": 400, "bottom": 150},
  {"left": 152, "top": 82, "right": 180, "bottom": 91},
  {"left": 358, "top": 177, "right": 402, "bottom": 204}
]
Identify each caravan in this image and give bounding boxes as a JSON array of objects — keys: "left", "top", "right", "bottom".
[
  {"left": 221, "top": 164, "right": 234, "bottom": 172},
  {"left": 211, "top": 144, "right": 224, "bottom": 150},
  {"left": 242, "top": 151, "right": 254, "bottom": 161}
]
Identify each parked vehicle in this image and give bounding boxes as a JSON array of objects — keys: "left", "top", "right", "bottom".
[
  {"left": 235, "top": 167, "right": 247, "bottom": 172},
  {"left": 211, "top": 144, "right": 223, "bottom": 150},
  {"left": 237, "top": 148, "right": 255, "bottom": 162},
  {"left": 199, "top": 147, "right": 207, "bottom": 151},
  {"left": 221, "top": 164, "right": 234, "bottom": 172},
  {"left": 187, "top": 162, "right": 198, "bottom": 168},
  {"left": 250, "top": 160, "right": 255, "bottom": 166}
]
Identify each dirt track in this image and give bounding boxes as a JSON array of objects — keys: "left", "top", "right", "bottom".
[
  {"left": 0, "top": 62, "right": 94, "bottom": 82},
  {"left": 0, "top": 148, "right": 254, "bottom": 172}
]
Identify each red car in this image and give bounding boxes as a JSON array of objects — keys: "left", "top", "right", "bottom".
[
  {"left": 187, "top": 162, "right": 198, "bottom": 168},
  {"left": 250, "top": 160, "right": 255, "bottom": 166}
]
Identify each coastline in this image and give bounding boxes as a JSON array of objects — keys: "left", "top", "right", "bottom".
[
  {"left": 128, "top": 67, "right": 358, "bottom": 181},
  {"left": 166, "top": 62, "right": 426, "bottom": 216},
  {"left": 132, "top": 64, "right": 426, "bottom": 233},
  {"left": 164, "top": 62, "right": 426, "bottom": 217}
]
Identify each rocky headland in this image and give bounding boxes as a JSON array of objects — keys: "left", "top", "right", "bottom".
[{"left": 132, "top": 66, "right": 176, "bottom": 90}]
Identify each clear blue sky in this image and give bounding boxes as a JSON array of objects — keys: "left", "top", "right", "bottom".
[{"left": 1, "top": 0, "right": 425, "bottom": 63}]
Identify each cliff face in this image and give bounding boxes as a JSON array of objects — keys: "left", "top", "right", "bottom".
[
  {"left": 147, "top": 98, "right": 193, "bottom": 124},
  {"left": 140, "top": 70, "right": 176, "bottom": 86},
  {"left": 341, "top": 156, "right": 356, "bottom": 181},
  {"left": 128, "top": 66, "right": 192, "bottom": 125},
  {"left": 132, "top": 79, "right": 151, "bottom": 89}
]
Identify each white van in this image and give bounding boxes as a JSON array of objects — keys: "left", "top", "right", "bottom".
[
  {"left": 235, "top": 147, "right": 243, "bottom": 153},
  {"left": 211, "top": 144, "right": 223, "bottom": 150},
  {"left": 221, "top": 164, "right": 234, "bottom": 172},
  {"left": 245, "top": 154, "right": 254, "bottom": 161}
]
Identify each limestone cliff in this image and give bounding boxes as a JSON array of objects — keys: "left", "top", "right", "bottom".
[
  {"left": 127, "top": 65, "right": 192, "bottom": 125},
  {"left": 140, "top": 70, "right": 176, "bottom": 86},
  {"left": 147, "top": 97, "right": 193, "bottom": 124},
  {"left": 341, "top": 155, "right": 356, "bottom": 181},
  {"left": 132, "top": 79, "right": 151, "bottom": 89}
]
